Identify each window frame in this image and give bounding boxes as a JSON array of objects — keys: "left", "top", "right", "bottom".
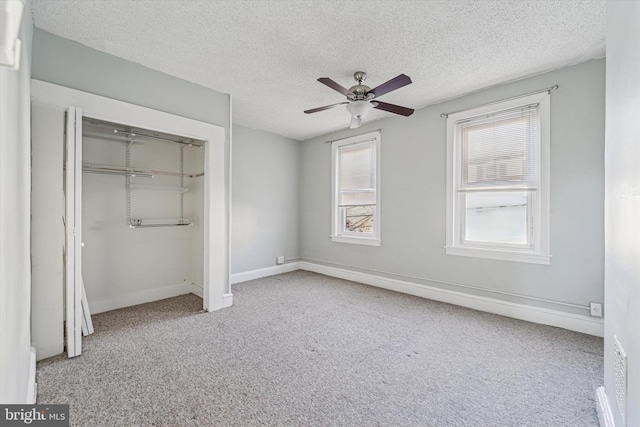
[
  {"left": 445, "top": 92, "right": 551, "bottom": 264},
  {"left": 331, "top": 131, "right": 381, "bottom": 246}
]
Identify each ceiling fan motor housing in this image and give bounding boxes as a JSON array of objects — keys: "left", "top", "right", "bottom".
[
  {"left": 348, "top": 85, "right": 373, "bottom": 100},
  {"left": 348, "top": 71, "right": 375, "bottom": 101}
]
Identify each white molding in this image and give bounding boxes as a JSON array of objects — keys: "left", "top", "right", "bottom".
[
  {"left": 330, "top": 235, "right": 381, "bottom": 246},
  {"left": 27, "top": 347, "right": 36, "bottom": 404},
  {"left": 223, "top": 293, "right": 233, "bottom": 308},
  {"left": 299, "top": 261, "right": 604, "bottom": 337},
  {"left": 89, "top": 283, "right": 199, "bottom": 314},
  {"left": 597, "top": 386, "right": 616, "bottom": 427},
  {"left": 445, "top": 245, "right": 551, "bottom": 265},
  {"left": 230, "top": 262, "right": 301, "bottom": 285}
]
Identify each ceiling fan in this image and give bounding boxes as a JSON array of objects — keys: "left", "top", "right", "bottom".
[{"left": 304, "top": 71, "right": 415, "bottom": 129}]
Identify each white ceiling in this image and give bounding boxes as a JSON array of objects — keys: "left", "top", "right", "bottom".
[{"left": 30, "top": 0, "right": 606, "bottom": 141}]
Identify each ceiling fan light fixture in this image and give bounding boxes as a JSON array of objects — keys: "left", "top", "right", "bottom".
[{"left": 346, "top": 100, "right": 373, "bottom": 118}]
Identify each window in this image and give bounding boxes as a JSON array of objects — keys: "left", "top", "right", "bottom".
[
  {"left": 445, "top": 92, "right": 551, "bottom": 264},
  {"left": 331, "top": 131, "right": 381, "bottom": 246}
]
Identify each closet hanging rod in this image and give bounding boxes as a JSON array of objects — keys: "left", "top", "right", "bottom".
[
  {"left": 129, "top": 218, "right": 193, "bottom": 228},
  {"left": 83, "top": 168, "right": 154, "bottom": 178},
  {"left": 129, "top": 183, "right": 190, "bottom": 194},
  {"left": 82, "top": 163, "right": 155, "bottom": 178},
  {"left": 130, "top": 223, "right": 192, "bottom": 228},
  {"left": 82, "top": 162, "right": 204, "bottom": 178}
]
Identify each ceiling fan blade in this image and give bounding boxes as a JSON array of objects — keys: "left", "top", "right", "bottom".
[
  {"left": 350, "top": 116, "right": 362, "bottom": 129},
  {"left": 368, "top": 74, "right": 412, "bottom": 98},
  {"left": 318, "top": 78, "right": 353, "bottom": 96},
  {"left": 304, "top": 102, "right": 349, "bottom": 114},
  {"left": 373, "top": 101, "right": 414, "bottom": 117}
]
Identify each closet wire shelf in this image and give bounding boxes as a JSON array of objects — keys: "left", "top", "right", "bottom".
[{"left": 82, "top": 162, "right": 197, "bottom": 228}]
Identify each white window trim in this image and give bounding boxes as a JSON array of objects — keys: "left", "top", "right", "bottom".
[
  {"left": 445, "top": 92, "right": 551, "bottom": 265},
  {"left": 331, "top": 130, "right": 381, "bottom": 246}
]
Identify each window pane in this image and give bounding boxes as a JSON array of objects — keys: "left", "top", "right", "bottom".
[
  {"left": 342, "top": 205, "right": 374, "bottom": 233},
  {"left": 463, "top": 191, "right": 528, "bottom": 245}
]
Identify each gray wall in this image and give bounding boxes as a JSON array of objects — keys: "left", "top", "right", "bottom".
[
  {"left": 31, "top": 29, "right": 232, "bottom": 269},
  {"left": 231, "top": 125, "right": 300, "bottom": 274},
  {"left": 32, "top": 28, "right": 229, "bottom": 128},
  {"left": 0, "top": 0, "right": 33, "bottom": 403},
  {"left": 604, "top": 2, "right": 640, "bottom": 425},
  {"left": 300, "top": 59, "right": 605, "bottom": 316}
]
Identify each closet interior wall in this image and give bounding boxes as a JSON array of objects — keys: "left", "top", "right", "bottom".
[{"left": 82, "top": 119, "right": 205, "bottom": 313}]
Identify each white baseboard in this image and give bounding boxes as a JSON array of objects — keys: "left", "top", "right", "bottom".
[
  {"left": 231, "top": 262, "right": 301, "bottom": 285},
  {"left": 229, "top": 260, "right": 603, "bottom": 336},
  {"left": 27, "top": 347, "right": 36, "bottom": 404},
  {"left": 188, "top": 284, "right": 232, "bottom": 309},
  {"left": 299, "top": 261, "right": 604, "bottom": 337},
  {"left": 597, "top": 386, "right": 616, "bottom": 427},
  {"left": 90, "top": 283, "right": 198, "bottom": 314},
  {"left": 189, "top": 283, "right": 203, "bottom": 298},
  {"left": 223, "top": 293, "right": 233, "bottom": 308}
]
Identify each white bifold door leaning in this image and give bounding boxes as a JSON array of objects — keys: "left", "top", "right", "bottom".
[{"left": 64, "top": 106, "right": 83, "bottom": 357}]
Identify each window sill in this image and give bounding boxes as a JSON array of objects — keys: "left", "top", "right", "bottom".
[
  {"left": 331, "top": 235, "right": 381, "bottom": 247},
  {"left": 445, "top": 245, "right": 551, "bottom": 265}
]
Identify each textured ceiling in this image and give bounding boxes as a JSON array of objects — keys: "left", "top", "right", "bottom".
[{"left": 30, "top": 0, "right": 606, "bottom": 141}]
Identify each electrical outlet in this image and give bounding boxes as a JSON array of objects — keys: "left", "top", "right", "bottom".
[
  {"left": 276, "top": 256, "right": 285, "bottom": 265},
  {"left": 590, "top": 302, "right": 603, "bottom": 317}
]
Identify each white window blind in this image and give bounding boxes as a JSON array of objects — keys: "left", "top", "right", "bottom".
[
  {"left": 337, "top": 139, "right": 376, "bottom": 207},
  {"left": 459, "top": 103, "right": 540, "bottom": 191}
]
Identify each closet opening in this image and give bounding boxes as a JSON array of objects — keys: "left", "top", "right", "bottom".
[
  {"left": 32, "top": 80, "right": 230, "bottom": 359},
  {"left": 81, "top": 116, "right": 207, "bottom": 316}
]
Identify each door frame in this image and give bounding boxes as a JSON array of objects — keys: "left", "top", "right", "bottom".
[{"left": 33, "top": 80, "right": 232, "bottom": 357}]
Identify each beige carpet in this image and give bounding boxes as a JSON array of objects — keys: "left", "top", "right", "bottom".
[{"left": 36, "top": 270, "right": 603, "bottom": 426}]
